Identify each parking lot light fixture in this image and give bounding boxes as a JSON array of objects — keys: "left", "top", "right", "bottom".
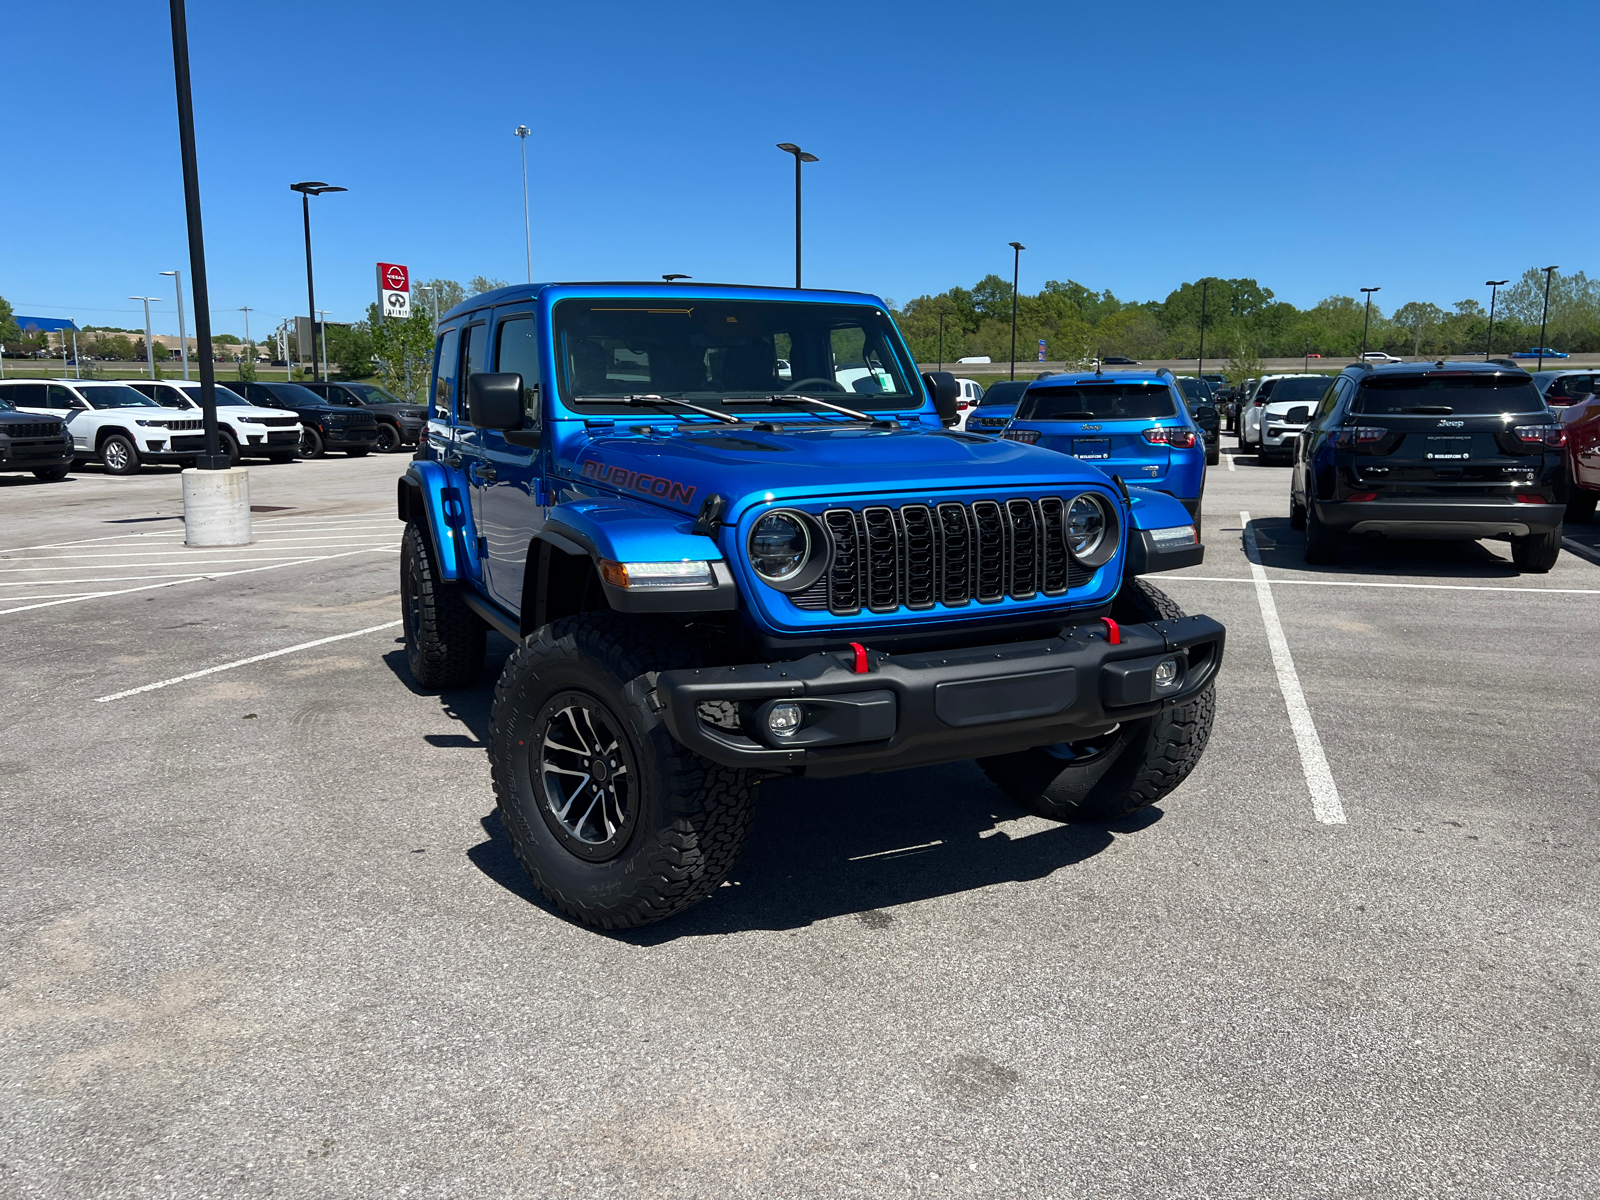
[
  {"left": 1197, "top": 279, "right": 1208, "bottom": 377},
  {"left": 1484, "top": 280, "right": 1509, "bottom": 361},
  {"left": 1537, "top": 267, "right": 1558, "bottom": 371},
  {"left": 159, "top": 270, "right": 189, "bottom": 380},
  {"left": 316, "top": 309, "right": 331, "bottom": 380},
  {"left": 129, "top": 296, "right": 162, "bottom": 379},
  {"left": 776, "top": 143, "right": 818, "bottom": 288},
  {"left": 289, "top": 181, "right": 346, "bottom": 384},
  {"left": 662, "top": 274, "right": 691, "bottom": 282},
  {"left": 1360, "top": 287, "right": 1380, "bottom": 358},
  {"left": 1009, "top": 242, "right": 1025, "bottom": 381},
  {"left": 514, "top": 125, "right": 532, "bottom": 283}
]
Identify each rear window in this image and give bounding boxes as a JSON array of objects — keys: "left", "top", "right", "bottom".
[
  {"left": 976, "top": 381, "right": 1030, "bottom": 408},
  {"left": 1017, "top": 383, "right": 1178, "bottom": 421},
  {"left": 1353, "top": 373, "right": 1544, "bottom": 415},
  {"left": 1267, "top": 377, "right": 1330, "bottom": 403}
]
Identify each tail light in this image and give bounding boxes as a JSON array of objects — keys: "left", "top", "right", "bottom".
[
  {"left": 1143, "top": 427, "right": 1196, "bottom": 448},
  {"left": 1001, "top": 428, "right": 1040, "bottom": 444},
  {"left": 1513, "top": 424, "right": 1564, "bottom": 447},
  {"left": 1335, "top": 426, "right": 1388, "bottom": 447},
  {"left": 1514, "top": 493, "right": 1547, "bottom": 503}
]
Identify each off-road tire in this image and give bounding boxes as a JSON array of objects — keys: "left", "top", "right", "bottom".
[
  {"left": 99, "top": 433, "right": 139, "bottom": 476},
  {"left": 1303, "top": 494, "right": 1340, "bottom": 565},
  {"left": 400, "top": 522, "right": 485, "bottom": 689},
  {"left": 346, "top": 446, "right": 370, "bottom": 458},
  {"left": 490, "top": 611, "right": 756, "bottom": 929},
  {"left": 300, "top": 427, "right": 325, "bottom": 459},
  {"left": 375, "top": 424, "right": 402, "bottom": 453},
  {"left": 1565, "top": 490, "right": 1597, "bottom": 524},
  {"left": 31, "top": 466, "right": 69, "bottom": 481},
  {"left": 979, "top": 580, "right": 1214, "bottom": 822},
  {"left": 1510, "top": 527, "right": 1562, "bottom": 573}
]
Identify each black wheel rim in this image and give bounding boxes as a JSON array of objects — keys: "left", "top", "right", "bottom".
[
  {"left": 531, "top": 692, "right": 637, "bottom": 862},
  {"left": 377, "top": 426, "right": 398, "bottom": 451}
]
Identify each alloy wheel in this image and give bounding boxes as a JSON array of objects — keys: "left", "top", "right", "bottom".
[{"left": 532, "top": 693, "right": 637, "bottom": 862}]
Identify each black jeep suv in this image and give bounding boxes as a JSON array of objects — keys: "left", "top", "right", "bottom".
[
  {"left": 0, "top": 393, "right": 74, "bottom": 480},
  {"left": 1289, "top": 361, "right": 1564, "bottom": 571},
  {"left": 299, "top": 382, "right": 426, "bottom": 453},
  {"left": 232, "top": 381, "right": 378, "bottom": 458}
]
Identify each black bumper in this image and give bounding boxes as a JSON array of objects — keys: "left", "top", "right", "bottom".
[
  {"left": 322, "top": 428, "right": 378, "bottom": 448},
  {"left": 656, "top": 614, "right": 1225, "bottom": 777},
  {"left": 1316, "top": 497, "right": 1563, "bottom": 538},
  {"left": 0, "top": 440, "right": 74, "bottom": 470}
]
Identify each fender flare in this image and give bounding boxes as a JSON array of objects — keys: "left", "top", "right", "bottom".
[
  {"left": 398, "top": 461, "right": 478, "bottom": 582},
  {"left": 528, "top": 513, "right": 737, "bottom": 617}
]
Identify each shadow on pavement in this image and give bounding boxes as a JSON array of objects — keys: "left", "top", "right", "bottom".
[
  {"left": 466, "top": 757, "right": 1162, "bottom": 939},
  {"left": 380, "top": 633, "right": 515, "bottom": 747},
  {"left": 1247, "top": 515, "right": 1534, "bottom": 579}
]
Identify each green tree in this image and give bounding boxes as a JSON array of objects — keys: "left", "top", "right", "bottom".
[
  {"left": 0, "top": 293, "right": 19, "bottom": 345},
  {"left": 326, "top": 321, "right": 376, "bottom": 379},
  {"left": 370, "top": 302, "right": 435, "bottom": 403},
  {"left": 467, "top": 275, "right": 510, "bottom": 298},
  {"left": 1392, "top": 301, "right": 1443, "bottom": 357}
]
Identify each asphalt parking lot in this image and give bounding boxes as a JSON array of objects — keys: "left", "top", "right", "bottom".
[{"left": 3, "top": 453, "right": 1598, "bottom": 1198}]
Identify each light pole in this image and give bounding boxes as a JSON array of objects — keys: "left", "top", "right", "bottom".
[
  {"left": 1360, "top": 287, "right": 1380, "bottom": 359},
  {"left": 514, "top": 125, "right": 532, "bottom": 283},
  {"left": 776, "top": 143, "right": 819, "bottom": 288},
  {"left": 1537, "top": 266, "right": 1558, "bottom": 371},
  {"left": 316, "top": 309, "right": 331, "bottom": 380},
  {"left": 938, "top": 310, "right": 947, "bottom": 372},
  {"left": 1197, "top": 278, "right": 1209, "bottom": 378},
  {"left": 289, "top": 180, "right": 346, "bottom": 384},
  {"left": 1304, "top": 338, "right": 1310, "bottom": 373},
  {"left": 239, "top": 305, "right": 253, "bottom": 367},
  {"left": 129, "top": 296, "right": 162, "bottom": 379},
  {"left": 159, "top": 269, "right": 189, "bottom": 380},
  {"left": 1484, "top": 279, "right": 1509, "bottom": 361},
  {"left": 1008, "top": 242, "right": 1025, "bottom": 381}
]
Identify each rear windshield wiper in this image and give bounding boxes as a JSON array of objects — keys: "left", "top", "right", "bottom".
[
  {"left": 576, "top": 394, "right": 741, "bottom": 424},
  {"left": 1397, "top": 405, "right": 1454, "bottom": 414}
]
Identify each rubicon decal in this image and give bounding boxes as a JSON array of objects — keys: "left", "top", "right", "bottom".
[{"left": 581, "top": 459, "right": 698, "bottom": 505}]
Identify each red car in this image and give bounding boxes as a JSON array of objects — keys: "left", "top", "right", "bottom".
[{"left": 1561, "top": 395, "right": 1600, "bottom": 521}]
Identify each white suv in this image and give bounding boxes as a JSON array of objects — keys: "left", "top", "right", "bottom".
[
  {"left": 0, "top": 379, "right": 200, "bottom": 475},
  {"left": 128, "top": 380, "right": 300, "bottom": 464},
  {"left": 1240, "top": 373, "right": 1329, "bottom": 451}
]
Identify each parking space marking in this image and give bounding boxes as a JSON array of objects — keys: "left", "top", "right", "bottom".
[
  {"left": 1224, "top": 453, "right": 1237, "bottom": 472},
  {"left": 1561, "top": 537, "right": 1600, "bottom": 567},
  {"left": 1241, "top": 510, "right": 1347, "bottom": 826},
  {"left": 1166, "top": 574, "right": 1600, "bottom": 596},
  {"left": 94, "top": 620, "right": 403, "bottom": 703}
]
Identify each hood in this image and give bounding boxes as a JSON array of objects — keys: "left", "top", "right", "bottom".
[
  {"left": 1263, "top": 400, "right": 1313, "bottom": 421},
  {"left": 563, "top": 423, "right": 1117, "bottom": 517},
  {"left": 0, "top": 410, "right": 61, "bottom": 425}
]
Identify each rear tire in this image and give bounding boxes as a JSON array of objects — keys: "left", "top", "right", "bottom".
[
  {"left": 1206, "top": 443, "right": 1219, "bottom": 466},
  {"left": 979, "top": 580, "right": 1214, "bottom": 823},
  {"left": 99, "top": 434, "right": 139, "bottom": 476},
  {"left": 1303, "top": 495, "right": 1340, "bottom": 565},
  {"left": 1510, "top": 527, "right": 1562, "bottom": 573},
  {"left": 490, "top": 612, "right": 756, "bottom": 929},
  {"left": 400, "top": 522, "right": 485, "bottom": 689},
  {"left": 1289, "top": 490, "right": 1307, "bottom": 531},
  {"left": 374, "top": 424, "right": 402, "bottom": 453},
  {"left": 1565, "top": 490, "right": 1597, "bottom": 524}
]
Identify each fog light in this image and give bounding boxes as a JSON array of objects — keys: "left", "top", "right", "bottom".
[
  {"left": 767, "top": 702, "right": 803, "bottom": 738},
  {"left": 1153, "top": 657, "right": 1182, "bottom": 692}
]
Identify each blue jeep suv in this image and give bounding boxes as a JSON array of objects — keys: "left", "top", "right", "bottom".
[
  {"left": 398, "top": 283, "right": 1225, "bottom": 929},
  {"left": 963, "top": 379, "right": 1031, "bottom": 432},
  {"left": 999, "top": 370, "right": 1208, "bottom": 521}
]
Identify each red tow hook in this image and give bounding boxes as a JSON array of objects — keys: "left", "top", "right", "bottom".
[
  {"left": 1100, "top": 617, "right": 1121, "bottom": 645},
  {"left": 849, "top": 642, "right": 870, "bottom": 674}
]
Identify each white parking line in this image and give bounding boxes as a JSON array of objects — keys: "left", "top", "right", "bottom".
[
  {"left": 1225, "top": 453, "right": 1237, "bottom": 472},
  {"left": 1241, "top": 510, "right": 1347, "bottom": 826},
  {"left": 1164, "top": 574, "right": 1600, "bottom": 596},
  {"left": 95, "top": 620, "right": 403, "bottom": 703}
]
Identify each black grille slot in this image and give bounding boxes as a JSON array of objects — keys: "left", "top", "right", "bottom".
[
  {"left": 262, "top": 416, "right": 300, "bottom": 427},
  {"left": 806, "top": 496, "right": 1090, "bottom": 616},
  {"left": 823, "top": 509, "right": 862, "bottom": 615},
  {"left": 861, "top": 506, "right": 901, "bottom": 613},
  {"left": 170, "top": 435, "right": 206, "bottom": 451},
  {"left": 3, "top": 421, "right": 63, "bottom": 438}
]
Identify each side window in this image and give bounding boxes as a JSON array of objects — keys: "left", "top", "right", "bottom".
[
  {"left": 494, "top": 316, "right": 542, "bottom": 426},
  {"left": 6, "top": 383, "right": 46, "bottom": 407},
  {"left": 47, "top": 385, "right": 78, "bottom": 410},
  {"left": 434, "top": 328, "right": 461, "bottom": 420},
  {"left": 1314, "top": 380, "right": 1340, "bottom": 420},
  {"left": 461, "top": 322, "right": 487, "bottom": 402}
]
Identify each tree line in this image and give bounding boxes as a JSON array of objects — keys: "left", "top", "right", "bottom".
[{"left": 893, "top": 266, "right": 1600, "bottom": 367}]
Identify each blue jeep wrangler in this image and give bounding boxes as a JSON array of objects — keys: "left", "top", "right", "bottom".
[{"left": 398, "top": 282, "right": 1226, "bottom": 928}]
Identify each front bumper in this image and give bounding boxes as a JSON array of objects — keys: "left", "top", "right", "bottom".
[
  {"left": 1316, "top": 496, "right": 1564, "bottom": 538},
  {"left": 655, "top": 614, "right": 1225, "bottom": 777},
  {"left": 0, "top": 438, "right": 74, "bottom": 470},
  {"left": 320, "top": 426, "right": 378, "bottom": 448}
]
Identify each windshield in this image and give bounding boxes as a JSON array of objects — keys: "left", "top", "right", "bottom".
[
  {"left": 259, "top": 383, "right": 327, "bottom": 406},
  {"left": 1353, "top": 373, "right": 1544, "bottom": 416},
  {"left": 975, "top": 381, "right": 1030, "bottom": 408},
  {"left": 172, "top": 386, "right": 250, "bottom": 407},
  {"left": 321, "top": 391, "right": 363, "bottom": 407},
  {"left": 552, "top": 298, "right": 918, "bottom": 414},
  {"left": 82, "top": 385, "right": 162, "bottom": 409},
  {"left": 0, "top": 396, "right": 12, "bottom": 412},
  {"left": 1016, "top": 383, "right": 1179, "bottom": 421},
  {"left": 342, "top": 383, "right": 406, "bottom": 406},
  {"left": 1177, "top": 378, "right": 1212, "bottom": 402},
  {"left": 1266, "top": 377, "right": 1330, "bottom": 403}
]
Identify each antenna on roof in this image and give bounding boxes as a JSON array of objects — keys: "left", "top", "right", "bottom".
[{"left": 1094, "top": 350, "right": 1103, "bottom": 378}]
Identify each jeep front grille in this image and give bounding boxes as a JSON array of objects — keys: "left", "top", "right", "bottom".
[
  {"left": 794, "top": 498, "right": 1091, "bottom": 615},
  {"left": 3, "top": 422, "right": 63, "bottom": 438}
]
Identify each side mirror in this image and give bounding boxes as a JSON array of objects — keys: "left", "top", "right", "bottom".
[
  {"left": 467, "top": 372, "right": 524, "bottom": 430},
  {"left": 1197, "top": 405, "right": 1218, "bottom": 424},
  {"left": 922, "top": 370, "right": 960, "bottom": 427}
]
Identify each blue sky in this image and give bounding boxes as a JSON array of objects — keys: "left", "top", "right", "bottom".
[{"left": 5, "top": 0, "right": 1596, "bottom": 339}]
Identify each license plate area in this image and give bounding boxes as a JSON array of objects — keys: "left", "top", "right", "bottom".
[{"left": 1072, "top": 438, "right": 1110, "bottom": 460}]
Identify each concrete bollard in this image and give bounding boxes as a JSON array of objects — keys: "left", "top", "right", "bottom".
[{"left": 182, "top": 467, "right": 253, "bottom": 546}]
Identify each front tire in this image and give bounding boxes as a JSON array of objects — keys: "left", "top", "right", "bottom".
[
  {"left": 400, "top": 522, "right": 485, "bottom": 689},
  {"left": 979, "top": 580, "right": 1213, "bottom": 823},
  {"left": 490, "top": 612, "right": 756, "bottom": 929},
  {"left": 1510, "top": 527, "right": 1562, "bottom": 573},
  {"left": 299, "top": 426, "right": 325, "bottom": 459},
  {"left": 99, "top": 434, "right": 139, "bottom": 476}
]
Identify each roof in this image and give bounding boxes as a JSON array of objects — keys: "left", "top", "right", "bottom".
[
  {"left": 1029, "top": 370, "right": 1176, "bottom": 384},
  {"left": 1348, "top": 359, "right": 1526, "bottom": 377},
  {"left": 439, "top": 280, "right": 888, "bottom": 323},
  {"left": 12, "top": 316, "right": 79, "bottom": 333}
]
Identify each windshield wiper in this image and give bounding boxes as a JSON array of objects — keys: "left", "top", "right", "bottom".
[
  {"left": 577, "top": 394, "right": 741, "bottom": 424},
  {"left": 724, "top": 393, "right": 885, "bottom": 422}
]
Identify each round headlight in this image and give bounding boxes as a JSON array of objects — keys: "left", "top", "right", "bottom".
[
  {"left": 749, "top": 511, "right": 811, "bottom": 582},
  {"left": 1065, "top": 494, "right": 1107, "bottom": 560}
]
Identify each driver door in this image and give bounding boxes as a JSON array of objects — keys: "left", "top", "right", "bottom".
[{"left": 473, "top": 310, "right": 546, "bottom": 614}]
